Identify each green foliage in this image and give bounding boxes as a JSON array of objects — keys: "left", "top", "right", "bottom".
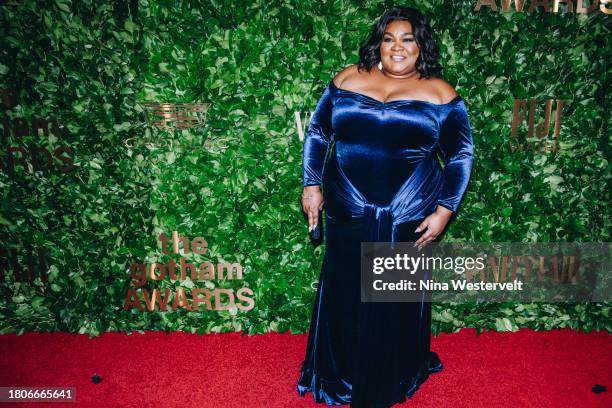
[{"left": 0, "top": 0, "right": 609, "bottom": 337}]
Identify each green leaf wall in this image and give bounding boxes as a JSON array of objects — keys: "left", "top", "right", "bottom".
[{"left": 0, "top": 0, "right": 610, "bottom": 337}]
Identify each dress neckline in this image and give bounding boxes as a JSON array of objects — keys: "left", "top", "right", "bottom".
[{"left": 328, "top": 79, "right": 462, "bottom": 107}]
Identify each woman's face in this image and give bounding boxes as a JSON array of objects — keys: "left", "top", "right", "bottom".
[{"left": 379, "top": 20, "right": 420, "bottom": 77}]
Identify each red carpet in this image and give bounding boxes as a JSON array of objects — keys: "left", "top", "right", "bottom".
[{"left": 0, "top": 328, "right": 609, "bottom": 407}]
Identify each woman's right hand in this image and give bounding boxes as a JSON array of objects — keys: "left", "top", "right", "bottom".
[{"left": 302, "top": 185, "right": 325, "bottom": 230}]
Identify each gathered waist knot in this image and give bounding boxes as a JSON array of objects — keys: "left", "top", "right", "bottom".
[{"left": 363, "top": 202, "right": 398, "bottom": 242}]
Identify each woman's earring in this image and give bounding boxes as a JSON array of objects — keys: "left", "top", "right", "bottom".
[{"left": 378, "top": 61, "right": 383, "bottom": 71}]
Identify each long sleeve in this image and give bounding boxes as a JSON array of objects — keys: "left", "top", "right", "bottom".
[
  {"left": 436, "top": 101, "right": 474, "bottom": 213},
  {"left": 302, "top": 83, "right": 334, "bottom": 187}
]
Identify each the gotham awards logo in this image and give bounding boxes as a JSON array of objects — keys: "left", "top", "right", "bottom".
[
  {"left": 474, "top": 0, "right": 612, "bottom": 13},
  {"left": 123, "top": 231, "right": 255, "bottom": 312},
  {"left": 0, "top": 88, "right": 74, "bottom": 173}
]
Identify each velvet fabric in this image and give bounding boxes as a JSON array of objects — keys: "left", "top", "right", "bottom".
[{"left": 297, "top": 79, "right": 473, "bottom": 407}]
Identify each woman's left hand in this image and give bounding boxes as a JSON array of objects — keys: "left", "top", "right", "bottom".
[{"left": 413, "top": 206, "right": 454, "bottom": 249}]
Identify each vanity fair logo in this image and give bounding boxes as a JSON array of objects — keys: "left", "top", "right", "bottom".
[
  {"left": 0, "top": 88, "right": 74, "bottom": 173},
  {"left": 124, "top": 102, "right": 218, "bottom": 150},
  {"left": 474, "top": 0, "right": 612, "bottom": 13},
  {"left": 294, "top": 111, "right": 313, "bottom": 142},
  {"left": 511, "top": 98, "right": 564, "bottom": 153},
  {"left": 140, "top": 102, "right": 210, "bottom": 130}
]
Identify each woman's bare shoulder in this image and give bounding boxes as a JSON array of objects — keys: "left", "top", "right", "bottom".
[
  {"left": 331, "top": 64, "right": 361, "bottom": 88},
  {"left": 428, "top": 77, "right": 459, "bottom": 103}
]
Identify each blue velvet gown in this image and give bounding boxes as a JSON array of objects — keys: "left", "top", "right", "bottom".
[{"left": 297, "top": 79, "right": 474, "bottom": 408}]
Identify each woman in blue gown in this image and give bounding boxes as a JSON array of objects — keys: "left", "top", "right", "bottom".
[{"left": 297, "top": 7, "right": 474, "bottom": 408}]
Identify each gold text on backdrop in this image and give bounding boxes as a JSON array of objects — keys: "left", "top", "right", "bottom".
[{"left": 474, "top": 0, "right": 611, "bottom": 13}]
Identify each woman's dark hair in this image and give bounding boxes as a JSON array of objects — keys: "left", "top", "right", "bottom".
[{"left": 358, "top": 7, "right": 443, "bottom": 79}]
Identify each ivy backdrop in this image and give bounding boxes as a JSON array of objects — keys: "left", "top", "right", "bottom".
[{"left": 0, "top": 0, "right": 610, "bottom": 337}]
